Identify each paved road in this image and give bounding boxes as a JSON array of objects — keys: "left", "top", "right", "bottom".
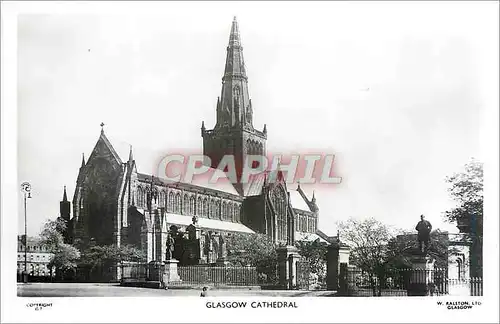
[{"left": 17, "top": 283, "right": 335, "bottom": 297}]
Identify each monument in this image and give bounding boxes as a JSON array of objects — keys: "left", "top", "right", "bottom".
[
  {"left": 415, "top": 214, "right": 432, "bottom": 253},
  {"left": 408, "top": 214, "right": 435, "bottom": 296},
  {"left": 162, "top": 232, "right": 181, "bottom": 287}
]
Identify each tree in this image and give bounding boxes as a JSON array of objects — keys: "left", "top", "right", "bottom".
[
  {"left": 295, "top": 239, "right": 328, "bottom": 281},
  {"left": 444, "top": 159, "right": 483, "bottom": 276},
  {"left": 226, "top": 233, "right": 278, "bottom": 282},
  {"left": 79, "top": 244, "right": 145, "bottom": 268},
  {"left": 39, "top": 218, "right": 80, "bottom": 279},
  {"left": 385, "top": 229, "right": 451, "bottom": 269},
  {"left": 78, "top": 244, "right": 145, "bottom": 282},
  {"left": 337, "top": 217, "right": 394, "bottom": 296}
]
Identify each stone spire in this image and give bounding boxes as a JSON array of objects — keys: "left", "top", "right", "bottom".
[
  {"left": 62, "top": 185, "right": 68, "bottom": 202},
  {"left": 201, "top": 121, "right": 206, "bottom": 136},
  {"left": 60, "top": 185, "right": 71, "bottom": 224},
  {"left": 128, "top": 145, "right": 133, "bottom": 162},
  {"left": 217, "top": 17, "right": 252, "bottom": 128}
]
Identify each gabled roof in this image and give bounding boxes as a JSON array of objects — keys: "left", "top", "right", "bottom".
[{"left": 96, "top": 130, "right": 123, "bottom": 164}]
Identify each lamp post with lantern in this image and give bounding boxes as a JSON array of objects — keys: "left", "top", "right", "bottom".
[{"left": 20, "top": 182, "right": 32, "bottom": 283}]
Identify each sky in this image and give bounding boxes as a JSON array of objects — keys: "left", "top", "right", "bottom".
[{"left": 16, "top": 2, "right": 497, "bottom": 237}]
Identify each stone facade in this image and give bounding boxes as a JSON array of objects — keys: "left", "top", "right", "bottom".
[
  {"left": 201, "top": 17, "right": 267, "bottom": 194},
  {"left": 64, "top": 18, "right": 324, "bottom": 271},
  {"left": 17, "top": 236, "right": 54, "bottom": 277}
]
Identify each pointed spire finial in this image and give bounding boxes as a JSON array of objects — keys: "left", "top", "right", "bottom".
[
  {"left": 228, "top": 16, "right": 241, "bottom": 47},
  {"left": 128, "top": 144, "right": 133, "bottom": 162},
  {"left": 312, "top": 190, "right": 316, "bottom": 203},
  {"left": 297, "top": 180, "right": 301, "bottom": 190},
  {"left": 63, "top": 186, "right": 68, "bottom": 202},
  {"left": 81, "top": 153, "right": 85, "bottom": 168},
  {"left": 263, "top": 124, "right": 267, "bottom": 134}
]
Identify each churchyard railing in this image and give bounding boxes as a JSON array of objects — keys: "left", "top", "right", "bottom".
[
  {"left": 170, "top": 265, "right": 260, "bottom": 287},
  {"left": 339, "top": 267, "right": 483, "bottom": 297}
]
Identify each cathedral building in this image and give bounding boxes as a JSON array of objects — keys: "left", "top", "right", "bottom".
[{"left": 65, "top": 17, "right": 331, "bottom": 266}]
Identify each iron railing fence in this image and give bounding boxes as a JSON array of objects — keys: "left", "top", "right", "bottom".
[
  {"left": 118, "top": 262, "right": 266, "bottom": 287},
  {"left": 340, "top": 266, "right": 483, "bottom": 297}
]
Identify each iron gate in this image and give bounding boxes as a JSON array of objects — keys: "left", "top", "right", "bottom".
[{"left": 295, "top": 260, "right": 310, "bottom": 290}]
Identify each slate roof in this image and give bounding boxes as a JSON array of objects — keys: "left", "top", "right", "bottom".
[{"left": 134, "top": 210, "right": 255, "bottom": 234}]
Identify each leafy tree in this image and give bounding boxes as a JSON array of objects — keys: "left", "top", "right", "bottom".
[
  {"left": 444, "top": 159, "right": 483, "bottom": 276},
  {"left": 39, "top": 218, "right": 80, "bottom": 278},
  {"left": 49, "top": 244, "right": 81, "bottom": 275},
  {"left": 385, "top": 229, "right": 451, "bottom": 269},
  {"left": 295, "top": 239, "right": 328, "bottom": 281},
  {"left": 337, "top": 217, "right": 394, "bottom": 296},
  {"left": 78, "top": 244, "right": 146, "bottom": 282},
  {"left": 226, "top": 233, "right": 278, "bottom": 282},
  {"left": 338, "top": 217, "right": 393, "bottom": 272},
  {"left": 79, "top": 244, "right": 146, "bottom": 269}
]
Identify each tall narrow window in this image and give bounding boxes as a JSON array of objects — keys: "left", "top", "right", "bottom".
[
  {"left": 190, "top": 196, "right": 195, "bottom": 215},
  {"left": 203, "top": 198, "right": 208, "bottom": 217},
  {"left": 168, "top": 192, "right": 174, "bottom": 212},
  {"left": 270, "top": 185, "right": 288, "bottom": 243},
  {"left": 175, "top": 193, "right": 181, "bottom": 213},
  {"left": 197, "top": 197, "right": 203, "bottom": 216},
  {"left": 183, "top": 194, "right": 189, "bottom": 215}
]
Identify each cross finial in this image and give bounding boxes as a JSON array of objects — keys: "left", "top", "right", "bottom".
[{"left": 100, "top": 122, "right": 105, "bottom": 133}]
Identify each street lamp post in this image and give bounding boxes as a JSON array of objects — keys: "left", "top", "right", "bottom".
[
  {"left": 148, "top": 176, "right": 156, "bottom": 261},
  {"left": 20, "top": 182, "right": 32, "bottom": 283}
]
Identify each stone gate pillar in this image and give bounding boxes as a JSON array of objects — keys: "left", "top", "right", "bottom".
[
  {"left": 277, "top": 246, "right": 300, "bottom": 289},
  {"left": 408, "top": 255, "right": 435, "bottom": 296},
  {"left": 326, "top": 241, "right": 340, "bottom": 291}
]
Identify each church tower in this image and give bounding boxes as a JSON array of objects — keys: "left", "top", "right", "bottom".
[
  {"left": 60, "top": 186, "right": 70, "bottom": 222},
  {"left": 202, "top": 17, "right": 267, "bottom": 195}
]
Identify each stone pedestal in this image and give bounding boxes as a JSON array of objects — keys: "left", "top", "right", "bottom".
[
  {"left": 162, "top": 259, "right": 181, "bottom": 285},
  {"left": 326, "top": 242, "right": 340, "bottom": 291},
  {"left": 277, "top": 246, "right": 301, "bottom": 290},
  {"left": 148, "top": 261, "right": 163, "bottom": 282},
  {"left": 408, "top": 255, "right": 435, "bottom": 296}
]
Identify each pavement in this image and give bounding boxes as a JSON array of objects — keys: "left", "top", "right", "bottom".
[{"left": 17, "top": 283, "right": 336, "bottom": 297}]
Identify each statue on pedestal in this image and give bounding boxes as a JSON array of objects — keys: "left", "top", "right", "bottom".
[
  {"left": 187, "top": 216, "right": 199, "bottom": 241},
  {"left": 415, "top": 214, "right": 432, "bottom": 253},
  {"left": 219, "top": 235, "right": 227, "bottom": 260},
  {"left": 165, "top": 234, "right": 175, "bottom": 261}
]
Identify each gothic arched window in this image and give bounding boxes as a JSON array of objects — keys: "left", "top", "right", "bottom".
[
  {"left": 232, "top": 203, "right": 237, "bottom": 222},
  {"left": 175, "top": 193, "right": 181, "bottom": 213},
  {"left": 222, "top": 202, "right": 227, "bottom": 220},
  {"left": 183, "top": 194, "right": 189, "bottom": 215},
  {"left": 190, "top": 196, "right": 195, "bottom": 215},
  {"left": 270, "top": 184, "right": 288, "bottom": 243},
  {"left": 226, "top": 202, "right": 232, "bottom": 221},
  {"left": 208, "top": 199, "right": 214, "bottom": 219},
  {"left": 168, "top": 192, "right": 174, "bottom": 212},
  {"left": 216, "top": 201, "right": 221, "bottom": 219},
  {"left": 202, "top": 198, "right": 208, "bottom": 217},
  {"left": 137, "top": 187, "right": 144, "bottom": 208},
  {"left": 197, "top": 197, "right": 202, "bottom": 216}
]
